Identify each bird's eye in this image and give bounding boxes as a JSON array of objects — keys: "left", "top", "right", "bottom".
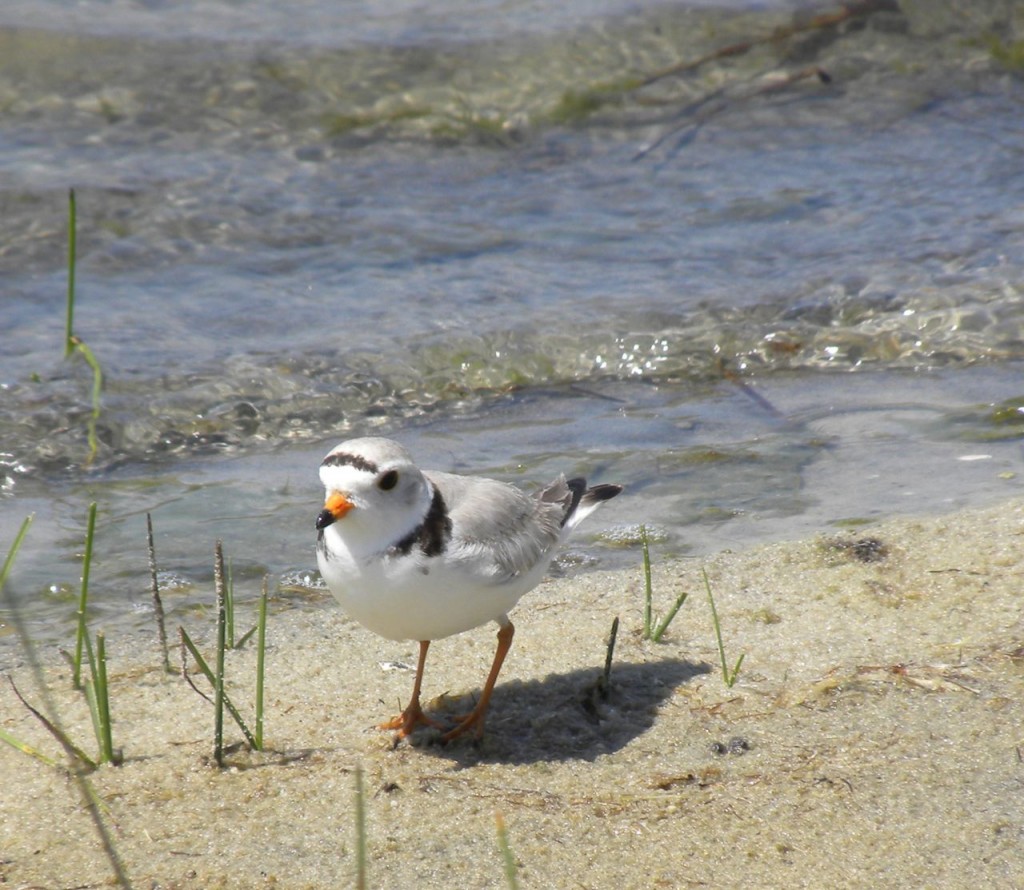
[{"left": 377, "top": 470, "right": 399, "bottom": 491}]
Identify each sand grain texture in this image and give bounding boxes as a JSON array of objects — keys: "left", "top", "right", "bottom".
[{"left": 3, "top": 500, "right": 1024, "bottom": 888}]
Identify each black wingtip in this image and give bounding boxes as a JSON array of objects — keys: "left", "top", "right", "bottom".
[
  {"left": 565, "top": 477, "right": 587, "bottom": 519},
  {"left": 584, "top": 483, "right": 623, "bottom": 503},
  {"left": 560, "top": 479, "right": 622, "bottom": 527}
]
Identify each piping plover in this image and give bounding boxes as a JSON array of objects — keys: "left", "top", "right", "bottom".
[{"left": 315, "top": 436, "right": 622, "bottom": 742}]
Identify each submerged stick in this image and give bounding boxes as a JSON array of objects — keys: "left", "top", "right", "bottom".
[{"left": 637, "top": 0, "right": 881, "bottom": 89}]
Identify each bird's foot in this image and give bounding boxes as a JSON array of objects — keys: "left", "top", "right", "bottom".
[
  {"left": 440, "top": 705, "right": 488, "bottom": 743},
  {"left": 379, "top": 699, "right": 444, "bottom": 739}
]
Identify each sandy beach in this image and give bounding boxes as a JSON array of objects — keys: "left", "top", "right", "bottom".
[{"left": 3, "top": 498, "right": 1023, "bottom": 888}]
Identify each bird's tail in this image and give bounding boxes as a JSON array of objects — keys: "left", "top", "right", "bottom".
[{"left": 562, "top": 478, "right": 623, "bottom": 530}]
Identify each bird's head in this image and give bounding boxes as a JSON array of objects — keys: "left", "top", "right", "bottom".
[{"left": 316, "top": 437, "right": 431, "bottom": 545}]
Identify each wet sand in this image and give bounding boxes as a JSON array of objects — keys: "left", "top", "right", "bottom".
[{"left": 3, "top": 499, "right": 1023, "bottom": 888}]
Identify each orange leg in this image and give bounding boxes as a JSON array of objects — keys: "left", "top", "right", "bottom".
[
  {"left": 379, "top": 640, "right": 443, "bottom": 738},
  {"left": 442, "top": 621, "right": 515, "bottom": 743}
]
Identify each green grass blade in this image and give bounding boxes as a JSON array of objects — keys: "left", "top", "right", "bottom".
[
  {"left": 639, "top": 525, "right": 688, "bottom": 643},
  {"left": 704, "top": 568, "right": 744, "bottom": 688},
  {"left": 74, "top": 340, "right": 104, "bottom": 466},
  {"left": 8, "top": 677, "right": 97, "bottom": 771},
  {"left": 73, "top": 502, "right": 98, "bottom": 690},
  {"left": 1, "top": 516, "right": 33, "bottom": 590},
  {"left": 651, "top": 591, "right": 689, "bottom": 644},
  {"left": 2, "top": 509, "right": 128, "bottom": 885},
  {"left": 82, "top": 632, "right": 105, "bottom": 758},
  {"left": 0, "top": 726, "right": 59, "bottom": 768},
  {"left": 235, "top": 624, "right": 258, "bottom": 648},
  {"left": 63, "top": 188, "right": 104, "bottom": 465},
  {"left": 495, "top": 812, "right": 520, "bottom": 890},
  {"left": 179, "top": 627, "right": 257, "bottom": 751},
  {"left": 255, "top": 577, "right": 268, "bottom": 750},
  {"left": 94, "top": 632, "right": 116, "bottom": 763},
  {"left": 178, "top": 627, "right": 212, "bottom": 703},
  {"left": 65, "top": 187, "right": 76, "bottom": 357},
  {"left": 730, "top": 652, "right": 746, "bottom": 684},
  {"left": 640, "top": 524, "right": 653, "bottom": 640},
  {"left": 83, "top": 676, "right": 103, "bottom": 759},
  {"left": 704, "top": 568, "right": 728, "bottom": 681}
]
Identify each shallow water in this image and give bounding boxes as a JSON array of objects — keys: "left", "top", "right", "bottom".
[{"left": 2, "top": 0, "right": 1024, "bottom": 649}]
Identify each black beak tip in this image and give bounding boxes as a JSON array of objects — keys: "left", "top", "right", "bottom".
[{"left": 315, "top": 509, "right": 335, "bottom": 531}]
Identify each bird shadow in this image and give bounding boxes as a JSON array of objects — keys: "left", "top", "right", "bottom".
[{"left": 409, "top": 657, "right": 711, "bottom": 766}]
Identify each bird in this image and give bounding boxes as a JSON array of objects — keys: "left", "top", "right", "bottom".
[{"left": 314, "top": 436, "right": 622, "bottom": 742}]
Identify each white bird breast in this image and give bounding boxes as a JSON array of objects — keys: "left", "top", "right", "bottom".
[{"left": 317, "top": 525, "right": 541, "bottom": 642}]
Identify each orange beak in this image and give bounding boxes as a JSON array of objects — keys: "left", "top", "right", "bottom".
[{"left": 315, "top": 491, "right": 354, "bottom": 530}]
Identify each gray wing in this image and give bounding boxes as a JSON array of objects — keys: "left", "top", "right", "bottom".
[{"left": 425, "top": 471, "right": 572, "bottom": 582}]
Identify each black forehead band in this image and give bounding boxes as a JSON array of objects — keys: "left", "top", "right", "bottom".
[{"left": 321, "top": 452, "right": 379, "bottom": 473}]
